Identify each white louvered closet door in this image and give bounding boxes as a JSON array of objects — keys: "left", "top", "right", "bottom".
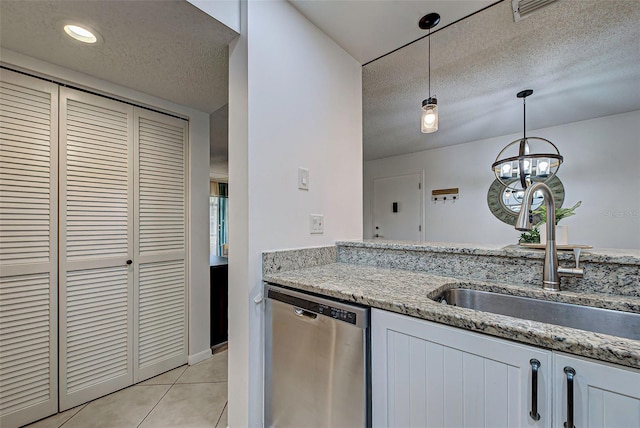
[
  {"left": 134, "top": 109, "right": 188, "bottom": 383},
  {"left": 58, "top": 88, "right": 134, "bottom": 410},
  {"left": 0, "top": 69, "right": 58, "bottom": 428}
]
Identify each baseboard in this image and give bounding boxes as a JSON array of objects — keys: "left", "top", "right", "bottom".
[
  {"left": 211, "top": 341, "right": 228, "bottom": 355},
  {"left": 188, "top": 348, "right": 213, "bottom": 365}
]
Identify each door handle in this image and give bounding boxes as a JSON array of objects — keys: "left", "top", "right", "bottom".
[
  {"left": 529, "top": 359, "right": 541, "bottom": 421},
  {"left": 126, "top": 259, "right": 132, "bottom": 265},
  {"left": 563, "top": 366, "right": 576, "bottom": 428}
]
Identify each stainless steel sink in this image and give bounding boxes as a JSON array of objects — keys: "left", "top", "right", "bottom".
[{"left": 434, "top": 288, "right": 640, "bottom": 341}]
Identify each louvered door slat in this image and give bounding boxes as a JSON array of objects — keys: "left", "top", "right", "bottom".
[
  {"left": 63, "top": 97, "right": 130, "bottom": 261},
  {"left": 59, "top": 88, "right": 134, "bottom": 411},
  {"left": 137, "top": 261, "right": 185, "bottom": 368},
  {"left": 138, "top": 117, "right": 185, "bottom": 255},
  {"left": 0, "top": 70, "right": 58, "bottom": 428},
  {"left": 134, "top": 110, "right": 187, "bottom": 382}
]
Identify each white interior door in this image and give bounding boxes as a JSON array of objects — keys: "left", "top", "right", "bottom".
[
  {"left": 0, "top": 69, "right": 59, "bottom": 428},
  {"left": 373, "top": 174, "right": 422, "bottom": 241},
  {"left": 58, "top": 88, "right": 134, "bottom": 410},
  {"left": 133, "top": 108, "right": 188, "bottom": 382}
]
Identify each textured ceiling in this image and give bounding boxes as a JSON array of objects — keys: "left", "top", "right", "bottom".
[
  {"left": 0, "top": 0, "right": 237, "bottom": 114},
  {"left": 363, "top": 0, "right": 640, "bottom": 160},
  {"left": 289, "top": 0, "right": 495, "bottom": 64}
]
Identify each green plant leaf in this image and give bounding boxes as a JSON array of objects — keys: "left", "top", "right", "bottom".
[
  {"left": 533, "top": 200, "right": 581, "bottom": 226},
  {"left": 519, "top": 226, "right": 541, "bottom": 244}
]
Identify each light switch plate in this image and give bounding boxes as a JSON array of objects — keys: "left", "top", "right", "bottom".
[
  {"left": 298, "top": 167, "right": 309, "bottom": 190},
  {"left": 310, "top": 214, "right": 323, "bottom": 234}
]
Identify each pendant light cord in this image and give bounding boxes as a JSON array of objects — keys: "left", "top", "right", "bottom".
[
  {"left": 523, "top": 96, "right": 526, "bottom": 139},
  {"left": 428, "top": 29, "right": 431, "bottom": 97}
]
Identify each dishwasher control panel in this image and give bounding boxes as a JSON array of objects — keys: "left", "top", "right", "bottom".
[
  {"left": 318, "top": 304, "right": 356, "bottom": 324},
  {"left": 267, "top": 287, "right": 359, "bottom": 325}
]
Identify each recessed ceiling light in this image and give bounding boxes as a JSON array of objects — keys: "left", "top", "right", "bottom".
[{"left": 63, "top": 24, "right": 98, "bottom": 44}]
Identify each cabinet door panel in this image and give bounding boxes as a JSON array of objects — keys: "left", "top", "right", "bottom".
[
  {"left": 133, "top": 109, "right": 187, "bottom": 382},
  {"left": 554, "top": 353, "right": 640, "bottom": 428},
  {"left": 0, "top": 69, "right": 58, "bottom": 428},
  {"left": 372, "top": 309, "right": 551, "bottom": 428},
  {"left": 59, "top": 88, "right": 134, "bottom": 411}
]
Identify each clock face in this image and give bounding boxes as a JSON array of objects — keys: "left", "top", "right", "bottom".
[{"left": 487, "top": 176, "right": 565, "bottom": 226}]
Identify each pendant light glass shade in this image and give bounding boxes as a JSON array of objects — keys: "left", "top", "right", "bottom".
[{"left": 421, "top": 97, "right": 438, "bottom": 133}]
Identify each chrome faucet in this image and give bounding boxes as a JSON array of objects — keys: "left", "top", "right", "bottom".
[{"left": 516, "top": 182, "right": 583, "bottom": 291}]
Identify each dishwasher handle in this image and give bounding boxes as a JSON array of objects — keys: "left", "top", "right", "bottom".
[{"left": 294, "top": 307, "right": 318, "bottom": 320}]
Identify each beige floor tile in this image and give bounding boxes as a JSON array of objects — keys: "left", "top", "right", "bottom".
[
  {"left": 215, "top": 403, "right": 228, "bottom": 428},
  {"left": 25, "top": 404, "right": 86, "bottom": 428},
  {"left": 177, "top": 351, "right": 227, "bottom": 384},
  {"left": 62, "top": 385, "right": 170, "bottom": 428},
  {"left": 138, "top": 365, "right": 188, "bottom": 386},
  {"left": 139, "top": 382, "right": 227, "bottom": 428}
]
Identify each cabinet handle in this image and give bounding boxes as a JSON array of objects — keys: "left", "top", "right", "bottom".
[
  {"left": 126, "top": 259, "right": 132, "bottom": 265},
  {"left": 564, "top": 366, "right": 576, "bottom": 428},
  {"left": 529, "top": 359, "right": 541, "bottom": 421}
]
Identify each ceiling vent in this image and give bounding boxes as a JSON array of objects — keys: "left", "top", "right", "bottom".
[{"left": 512, "top": 0, "right": 558, "bottom": 22}]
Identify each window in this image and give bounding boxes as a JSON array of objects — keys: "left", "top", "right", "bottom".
[{"left": 209, "top": 182, "right": 228, "bottom": 257}]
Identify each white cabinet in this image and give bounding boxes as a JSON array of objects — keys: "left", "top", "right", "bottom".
[
  {"left": 553, "top": 353, "right": 640, "bottom": 428},
  {"left": 372, "top": 309, "right": 640, "bottom": 428},
  {"left": 372, "top": 309, "right": 551, "bottom": 427}
]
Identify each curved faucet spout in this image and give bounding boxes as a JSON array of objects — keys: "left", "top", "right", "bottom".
[
  {"left": 515, "top": 182, "right": 559, "bottom": 290},
  {"left": 515, "top": 182, "right": 555, "bottom": 237}
]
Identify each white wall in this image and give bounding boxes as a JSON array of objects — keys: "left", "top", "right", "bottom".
[
  {"left": 187, "top": 0, "right": 240, "bottom": 33},
  {"left": 228, "top": 0, "right": 363, "bottom": 425},
  {"left": 364, "top": 110, "right": 640, "bottom": 249},
  {"left": 1, "top": 49, "right": 213, "bottom": 361}
]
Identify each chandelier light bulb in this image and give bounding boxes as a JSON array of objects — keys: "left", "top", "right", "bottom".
[
  {"left": 424, "top": 110, "right": 436, "bottom": 125},
  {"left": 537, "top": 159, "right": 550, "bottom": 176},
  {"left": 500, "top": 163, "right": 512, "bottom": 178}
]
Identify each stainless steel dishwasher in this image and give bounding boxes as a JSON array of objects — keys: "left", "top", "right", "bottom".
[{"left": 265, "top": 283, "right": 370, "bottom": 428}]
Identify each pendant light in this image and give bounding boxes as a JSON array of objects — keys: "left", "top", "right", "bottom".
[
  {"left": 492, "top": 90, "right": 563, "bottom": 189},
  {"left": 419, "top": 13, "right": 440, "bottom": 133}
]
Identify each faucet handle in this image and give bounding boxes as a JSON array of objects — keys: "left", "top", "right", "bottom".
[
  {"left": 559, "top": 247, "right": 584, "bottom": 279},
  {"left": 573, "top": 248, "right": 581, "bottom": 268}
]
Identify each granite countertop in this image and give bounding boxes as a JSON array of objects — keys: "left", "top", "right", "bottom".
[
  {"left": 337, "top": 239, "right": 640, "bottom": 265},
  {"left": 264, "top": 262, "right": 640, "bottom": 370}
]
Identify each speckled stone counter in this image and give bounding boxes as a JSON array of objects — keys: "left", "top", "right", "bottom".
[
  {"left": 262, "top": 242, "right": 640, "bottom": 369},
  {"left": 337, "top": 240, "right": 640, "bottom": 296}
]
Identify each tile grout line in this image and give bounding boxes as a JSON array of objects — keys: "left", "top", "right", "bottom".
[
  {"left": 135, "top": 386, "right": 173, "bottom": 428},
  {"left": 136, "top": 367, "right": 188, "bottom": 428},
  {"left": 57, "top": 404, "right": 87, "bottom": 428},
  {"left": 215, "top": 401, "right": 228, "bottom": 428}
]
